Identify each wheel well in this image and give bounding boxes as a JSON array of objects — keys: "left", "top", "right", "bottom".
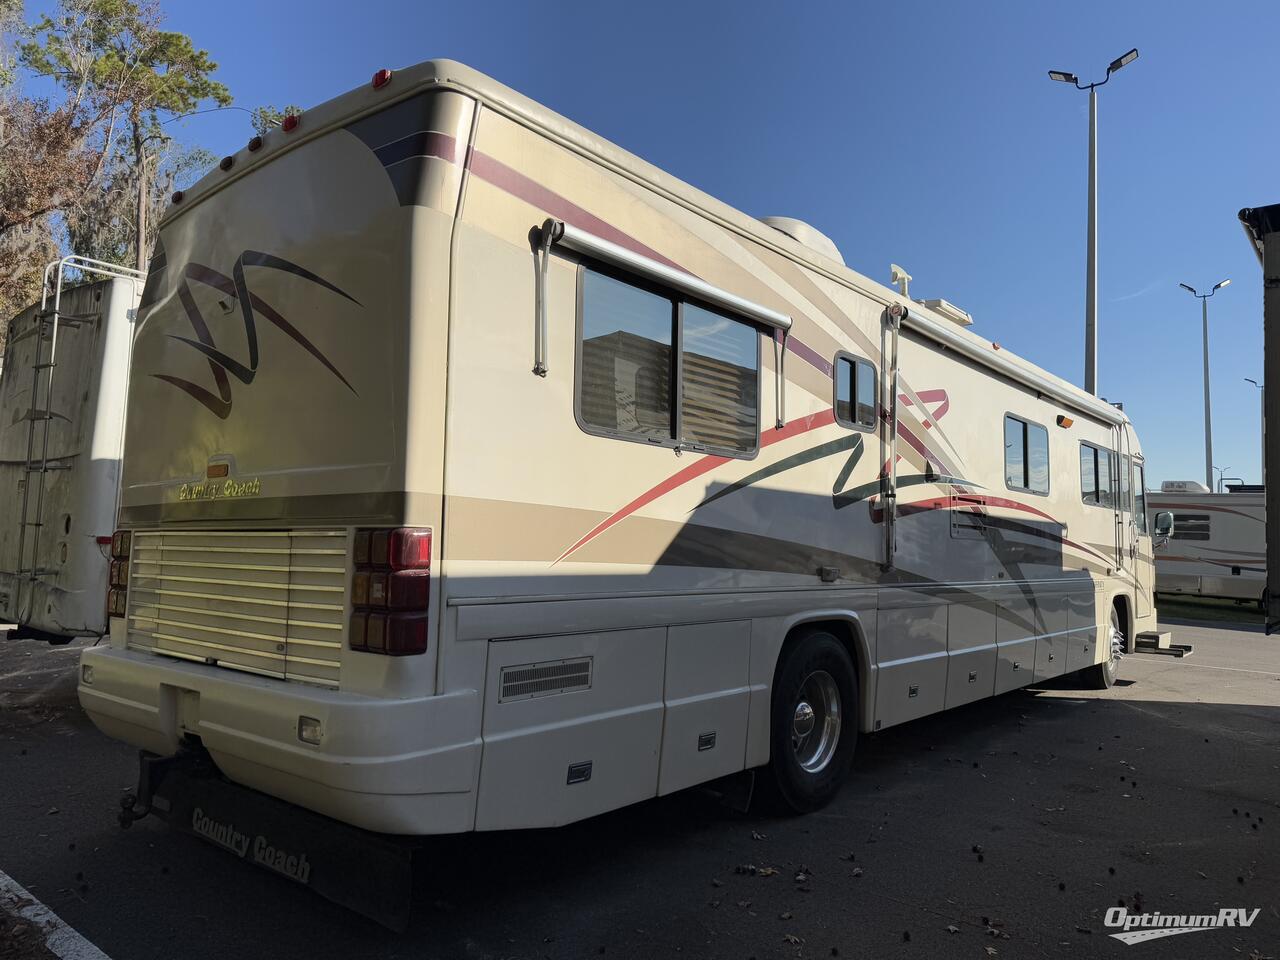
[
  {"left": 779, "top": 617, "right": 871, "bottom": 731},
  {"left": 1112, "top": 594, "right": 1133, "bottom": 649}
]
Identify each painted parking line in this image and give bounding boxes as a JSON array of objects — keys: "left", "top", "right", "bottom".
[{"left": 0, "top": 868, "right": 112, "bottom": 960}]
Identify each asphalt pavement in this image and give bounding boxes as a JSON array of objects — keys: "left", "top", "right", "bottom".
[{"left": 1, "top": 616, "right": 1276, "bottom": 960}]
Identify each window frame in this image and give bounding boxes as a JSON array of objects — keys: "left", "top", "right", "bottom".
[
  {"left": 1134, "top": 461, "right": 1148, "bottom": 533},
  {"left": 1079, "top": 441, "right": 1115, "bottom": 508},
  {"left": 572, "top": 258, "right": 763, "bottom": 460},
  {"left": 1002, "top": 412, "right": 1051, "bottom": 497},
  {"left": 832, "top": 350, "right": 878, "bottom": 433}
]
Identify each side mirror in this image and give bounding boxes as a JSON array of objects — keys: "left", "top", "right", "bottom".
[{"left": 1154, "top": 511, "right": 1175, "bottom": 538}]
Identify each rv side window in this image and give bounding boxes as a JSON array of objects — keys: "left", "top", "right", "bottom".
[
  {"left": 1172, "top": 513, "right": 1211, "bottom": 540},
  {"left": 834, "top": 354, "right": 877, "bottom": 430},
  {"left": 578, "top": 266, "right": 760, "bottom": 456},
  {"left": 1120, "top": 454, "right": 1132, "bottom": 512},
  {"left": 580, "top": 269, "right": 675, "bottom": 442},
  {"left": 680, "top": 302, "right": 760, "bottom": 453},
  {"left": 1004, "top": 415, "right": 1049, "bottom": 494},
  {"left": 1134, "top": 463, "right": 1148, "bottom": 532},
  {"left": 1080, "top": 443, "right": 1114, "bottom": 507}
]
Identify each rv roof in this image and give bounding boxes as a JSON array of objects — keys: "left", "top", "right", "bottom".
[{"left": 166, "top": 59, "right": 1126, "bottom": 428}]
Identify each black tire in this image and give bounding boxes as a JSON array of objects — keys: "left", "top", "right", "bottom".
[
  {"left": 1082, "top": 606, "right": 1124, "bottom": 690},
  {"left": 761, "top": 628, "right": 858, "bottom": 814}
]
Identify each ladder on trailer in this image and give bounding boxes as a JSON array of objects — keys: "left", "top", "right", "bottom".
[{"left": 13, "top": 256, "right": 145, "bottom": 621}]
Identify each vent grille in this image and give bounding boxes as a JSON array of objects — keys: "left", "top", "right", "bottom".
[
  {"left": 500, "top": 657, "right": 592, "bottom": 702},
  {"left": 124, "top": 529, "right": 347, "bottom": 689}
]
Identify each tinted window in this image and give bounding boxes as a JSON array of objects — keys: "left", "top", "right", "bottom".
[
  {"left": 580, "top": 270, "right": 673, "bottom": 440},
  {"left": 578, "top": 266, "right": 760, "bottom": 456},
  {"left": 835, "top": 356, "right": 876, "bottom": 429},
  {"left": 1005, "top": 415, "right": 1049, "bottom": 494},
  {"left": 1119, "top": 455, "right": 1132, "bottom": 512},
  {"left": 1173, "top": 513, "right": 1211, "bottom": 540},
  {"left": 681, "top": 303, "right": 759, "bottom": 453},
  {"left": 1098, "top": 448, "right": 1113, "bottom": 508},
  {"left": 1134, "top": 464, "right": 1148, "bottom": 533},
  {"left": 1081, "top": 443, "right": 1114, "bottom": 506}
]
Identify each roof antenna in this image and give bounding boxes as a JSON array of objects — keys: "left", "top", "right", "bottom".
[{"left": 890, "top": 263, "right": 912, "bottom": 298}]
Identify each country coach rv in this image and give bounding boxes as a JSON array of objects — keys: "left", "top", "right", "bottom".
[
  {"left": 78, "top": 60, "right": 1170, "bottom": 915},
  {"left": 1148, "top": 480, "right": 1266, "bottom": 606},
  {"left": 1, "top": 261, "right": 143, "bottom": 641}
]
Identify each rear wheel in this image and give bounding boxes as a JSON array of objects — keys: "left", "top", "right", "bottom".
[
  {"left": 762, "top": 628, "right": 858, "bottom": 813},
  {"left": 1082, "top": 607, "right": 1124, "bottom": 690}
]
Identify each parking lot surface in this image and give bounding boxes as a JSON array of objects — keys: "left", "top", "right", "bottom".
[{"left": 1, "top": 617, "right": 1276, "bottom": 959}]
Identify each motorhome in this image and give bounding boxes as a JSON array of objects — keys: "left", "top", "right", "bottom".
[
  {"left": 0, "top": 265, "right": 143, "bottom": 641},
  {"left": 77, "top": 60, "right": 1168, "bottom": 909},
  {"left": 1148, "top": 480, "right": 1266, "bottom": 606}
]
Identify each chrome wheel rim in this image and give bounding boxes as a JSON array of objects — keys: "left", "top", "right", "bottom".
[
  {"left": 1109, "top": 623, "right": 1125, "bottom": 668},
  {"left": 791, "top": 670, "right": 841, "bottom": 773}
]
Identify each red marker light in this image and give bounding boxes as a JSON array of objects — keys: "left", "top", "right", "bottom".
[
  {"left": 247, "top": 135, "right": 263, "bottom": 152},
  {"left": 171, "top": 190, "right": 184, "bottom": 203},
  {"left": 281, "top": 114, "right": 300, "bottom": 132},
  {"left": 372, "top": 68, "right": 393, "bottom": 89}
]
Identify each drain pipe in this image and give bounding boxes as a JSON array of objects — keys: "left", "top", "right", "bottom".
[{"left": 882, "top": 303, "right": 906, "bottom": 569}]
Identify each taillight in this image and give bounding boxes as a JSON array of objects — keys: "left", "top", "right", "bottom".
[
  {"left": 106, "top": 529, "right": 131, "bottom": 619},
  {"left": 349, "top": 528, "right": 431, "bottom": 656}
]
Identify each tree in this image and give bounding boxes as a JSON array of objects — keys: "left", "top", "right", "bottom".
[
  {"left": 65, "top": 140, "right": 212, "bottom": 265},
  {"left": 251, "top": 102, "right": 301, "bottom": 136},
  {"left": 19, "top": 0, "right": 231, "bottom": 268}
]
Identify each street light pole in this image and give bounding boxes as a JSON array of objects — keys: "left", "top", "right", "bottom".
[
  {"left": 1085, "top": 86, "right": 1098, "bottom": 395},
  {"left": 1246, "top": 377, "right": 1265, "bottom": 485},
  {"left": 1180, "top": 279, "right": 1231, "bottom": 489},
  {"left": 1049, "top": 48, "right": 1139, "bottom": 396}
]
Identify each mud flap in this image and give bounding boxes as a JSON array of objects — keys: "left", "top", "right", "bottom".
[{"left": 136, "top": 750, "right": 416, "bottom": 930}]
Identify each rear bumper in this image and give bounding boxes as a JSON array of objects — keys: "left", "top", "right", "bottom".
[{"left": 78, "top": 645, "right": 480, "bottom": 834}]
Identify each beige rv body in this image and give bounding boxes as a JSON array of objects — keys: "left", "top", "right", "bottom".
[
  {"left": 1148, "top": 490, "right": 1266, "bottom": 602},
  {"left": 80, "top": 61, "right": 1158, "bottom": 834}
]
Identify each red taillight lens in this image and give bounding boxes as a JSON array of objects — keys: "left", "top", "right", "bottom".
[
  {"left": 281, "top": 113, "right": 300, "bottom": 132},
  {"left": 384, "top": 612, "right": 428, "bottom": 655},
  {"left": 389, "top": 529, "right": 431, "bottom": 570},
  {"left": 350, "top": 528, "right": 432, "bottom": 654},
  {"left": 107, "top": 588, "right": 127, "bottom": 617},
  {"left": 109, "top": 560, "right": 128, "bottom": 588},
  {"left": 111, "top": 530, "right": 131, "bottom": 559},
  {"left": 372, "top": 68, "right": 393, "bottom": 89}
]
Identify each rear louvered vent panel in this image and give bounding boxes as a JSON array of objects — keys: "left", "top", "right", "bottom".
[
  {"left": 124, "top": 529, "right": 347, "bottom": 689},
  {"left": 500, "top": 657, "right": 593, "bottom": 702}
]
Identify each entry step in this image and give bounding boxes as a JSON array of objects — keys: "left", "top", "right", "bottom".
[{"left": 1135, "top": 631, "right": 1193, "bottom": 658}]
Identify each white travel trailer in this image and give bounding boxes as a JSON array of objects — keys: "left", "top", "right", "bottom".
[
  {"left": 77, "top": 60, "right": 1167, "bottom": 919},
  {"left": 0, "top": 263, "right": 143, "bottom": 641},
  {"left": 1148, "top": 480, "right": 1266, "bottom": 606}
]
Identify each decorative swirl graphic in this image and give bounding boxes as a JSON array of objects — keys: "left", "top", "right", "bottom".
[{"left": 151, "top": 251, "right": 360, "bottom": 419}]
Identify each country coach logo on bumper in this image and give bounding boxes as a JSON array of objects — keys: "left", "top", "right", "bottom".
[
  {"left": 1104, "top": 905, "right": 1259, "bottom": 945},
  {"left": 153, "top": 251, "right": 360, "bottom": 419}
]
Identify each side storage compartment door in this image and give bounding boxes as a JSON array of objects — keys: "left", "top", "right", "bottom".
[
  {"left": 658, "top": 621, "right": 750, "bottom": 796},
  {"left": 475, "top": 627, "right": 665, "bottom": 830},
  {"left": 1033, "top": 587, "right": 1069, "bottom": 682},
  {"left": 994, "top": 594, "right": 1036, "bottom": 694},
  {"left": 1065, "top": 586, "right": 1099, "bottom": 671},
  {"left": 945, "top": 599, "right": 997, "bottom": 708},
  {"left": 875, "top": 598, "right": 948, "bottom": 728}
]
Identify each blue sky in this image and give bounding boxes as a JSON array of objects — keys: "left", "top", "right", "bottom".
[{"left": 37, "top": 0, "right": 1279, "bottom": 485}]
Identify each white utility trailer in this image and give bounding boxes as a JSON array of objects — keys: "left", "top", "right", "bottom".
[{"left": 0, "top": 259, "right": 143, "bottom": 641}]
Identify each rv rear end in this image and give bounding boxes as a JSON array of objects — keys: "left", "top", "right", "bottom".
[{"left": 79, "top": 78, "right": 480, "bottom": 834}]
